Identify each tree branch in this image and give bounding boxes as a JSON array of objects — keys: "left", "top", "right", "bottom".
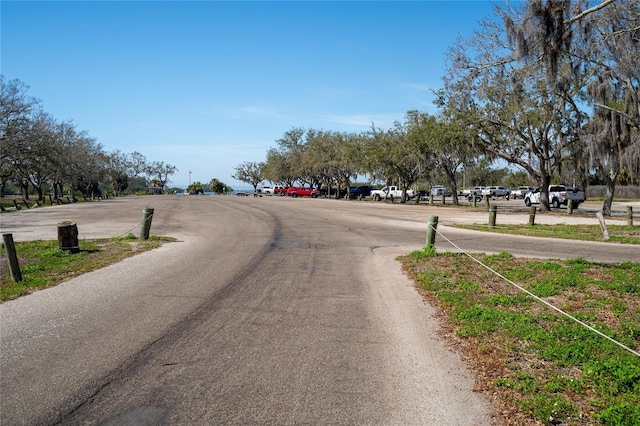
[{"left": 564, "top": 0, "right": 617, "bottom": 27}]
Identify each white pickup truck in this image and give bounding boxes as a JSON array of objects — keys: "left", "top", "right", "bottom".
[
  {"left": 524, "top": 185, "right": 586, "bottom": 208},
  {"left": 370, "top": 186, "right": 416, "bottom": 201},
  {"left": 484, "top": 186, "right": 510, "bottom": 199}
]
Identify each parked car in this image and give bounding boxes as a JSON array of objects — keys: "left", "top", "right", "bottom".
[
  {"left": 430, "top": 186, "right": 453, "bottom": 197},
  {"left": 349, "top": 185, "right": 374, "bottom": 199},
  {"left": 261, "top": 185, "right": 286, "bottom": 195},
  {"left": 370, "top": 186, "right": 416, "bottom": 201},
  {"left": 524, "top": 185, "right": 586, "bottom": 208},
  {"left": 286, "top": 187, "right": 319, "bottom": 198},
  {"left": 485, "top": 186, "right": 510, "bottom": 199},
  {"left": 275, "top": 186, "right": 289, "bottom": 196},
  {"left": 467, "top": 186, "right": 486, "bottom": 202},
  {"left": 510, "top": 186, "right": 535, "bottom": 199}
]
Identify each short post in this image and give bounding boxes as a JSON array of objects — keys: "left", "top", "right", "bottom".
[
  {"left": 441, "top": 194, "right": 445, "bottom": 205},
  {"left": 567, "top": 199, "right": 574, "bottom": 215},
  {"left": 57, "top": 221, "right": 80, "bottom": 253},
  {"left": 429, "top": 194, "right": 434, "bottom": 205},
  {"left": 627, "top": 206, "right": 634, "bottom": 226},
  {"left": 140, "top": 206, "right": 154, "bottom": 240},
  {"left": 489, "top": 205, "right": 497, "bottom": 227},
  {"left": 485, "top": 196, "right": 490, "bottom": 209},
  {"left": 2, "top": 234, "right": 23, "bottom": 282},
  {"left": 426, "top": 215, "right": 439, "bottom": 248},
  {"left": 472, "top": 196, "right": 477, "bottom": 208},
  {"left": 528, "top": 206, "right": 536, "bottom": 226},
  {"left": 596, "top": 211, "right": 610, "bottom": 240}
]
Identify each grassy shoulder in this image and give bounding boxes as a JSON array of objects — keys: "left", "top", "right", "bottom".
[
  {"left": 399, "top": 248, "right": 640, "bottom": 425},
  {"left": 456, "top": 223, "right": 640, "bottom": 244},
  {"left": 0, "top": 235, "right": 174, "bottom": 302}
]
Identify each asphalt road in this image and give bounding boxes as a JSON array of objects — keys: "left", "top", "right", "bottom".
[{"left": 1, "top": 196, "right": 639, "bottom": 425}]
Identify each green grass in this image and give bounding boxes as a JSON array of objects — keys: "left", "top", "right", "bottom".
[
  {"left": 400, "top": 249, "right": 640, "bottom": 425},
  {"left": 0, "top": 235, "right": 174, "bottom": 302},
  {"left": 457, "top": 223, "right": 640, "bottom": 244}
]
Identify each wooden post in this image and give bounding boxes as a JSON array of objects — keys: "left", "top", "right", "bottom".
[
  {"left": 441, "top": 193, "right": 445, "bottom": 205},
  {"left": 472, "top": 196, "right": 477, "bottom": 208},
  {"left": 596, "top": 212, "right": 610, "bottom": 240},
  {"left": 627, "top": 206, "right": 634, "bottom": 226},
  {"left": 489, "top": 205, "right": 497, "bottom": 227},
  {"left": 429, "top": 194, "right": 434, "bottom": 205},
  {"left": 2, "top": 234, "right": 22, "bottom": 282},
  {"left": 426, "top": 215, "right": 439, "bottom": 248},
  {"left": 484, "top": 196, "right": 490, "bottom": 209},
  {"left": 528, "top": 206, "right": 536, "bottom": 226},
  {"left": 140, "top": 206, "right": 154, "bottom": 240},
  {"left": 57, "top": 221, "right": 80, "bottom": 253},
  {"left": 567, "top": 199, "right": 574, "bottom": 215}
]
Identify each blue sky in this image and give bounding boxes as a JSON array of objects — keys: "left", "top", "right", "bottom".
[{"left": 2, "top": 1, "right": 498, "bottom": 189}]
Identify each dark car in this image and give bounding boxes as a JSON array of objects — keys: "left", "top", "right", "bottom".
[{"left": 349, "top": 185, "right": 374, "bottom": 199}]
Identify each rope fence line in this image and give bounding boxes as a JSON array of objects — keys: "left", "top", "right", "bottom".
[
  {"left": 427, "top": 223, "right": 640, "bottom": 359},
  {"left": 113, "top": 214, "right": 152, "bottom": 239}
]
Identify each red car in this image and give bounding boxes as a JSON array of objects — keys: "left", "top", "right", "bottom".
[
  {"left": 286, "top": 187, "right": 319, "bottom": 198},
  {"left": 274, "top": 186, "right": 288, "bottom": 195}
]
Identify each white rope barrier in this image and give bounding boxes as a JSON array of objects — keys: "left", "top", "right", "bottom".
[{"left": 429, "top": 224, "right": 640, "bottom": 358}]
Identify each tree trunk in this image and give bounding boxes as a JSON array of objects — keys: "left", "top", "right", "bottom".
[{"left": 602, "top": 178, "right": 615, "bottom": 216}]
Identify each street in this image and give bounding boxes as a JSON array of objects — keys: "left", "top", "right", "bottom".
[{"left": 1, "top": 196, "right": 638, "bottom": 425}]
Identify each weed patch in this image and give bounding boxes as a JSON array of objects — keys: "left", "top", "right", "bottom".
[
  {"left": 457, "top": 223, "right": 640, "bottom": 244},
  {"left": 400, "top": 250, "right": 640, "bottom": 425},
  {"left": 0, "top": 236, "right": 173, "bottom": 302}
]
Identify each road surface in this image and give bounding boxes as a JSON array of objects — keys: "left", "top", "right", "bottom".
[{"left": 1, "top": 196, "right": 638, "bottom": 425}]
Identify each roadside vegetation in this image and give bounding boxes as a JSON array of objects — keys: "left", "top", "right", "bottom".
[
  {"left": 400, "top": 249, "right": 640, "bottom": 425},
  {"left": 0, "top": 235, "right": 173, "bottom": 302},
  {"left": 456, "top": 223, "right": 640, "bottom": 245}
]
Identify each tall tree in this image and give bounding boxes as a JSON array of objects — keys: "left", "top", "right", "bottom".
[
  {"left": 365, "top": 117, "right": 427, "bottom": 203},
  {"left": 0, "top": 76, "right": 41, "bottom": 196},
  {"left": 577, "top": 1, "right": 640, "bottom": 214},
  {"left": 441, "top": 1, "right": 590, "bottom": 210},
  {"left": 146, "top": 161, "right": 177, "bottom": 194},
  {"left": 497, "top": 0, "right": 639, "bottom": 214},
  {"left": 232, "top": 161, "right": 265, "bottom": 193}
]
